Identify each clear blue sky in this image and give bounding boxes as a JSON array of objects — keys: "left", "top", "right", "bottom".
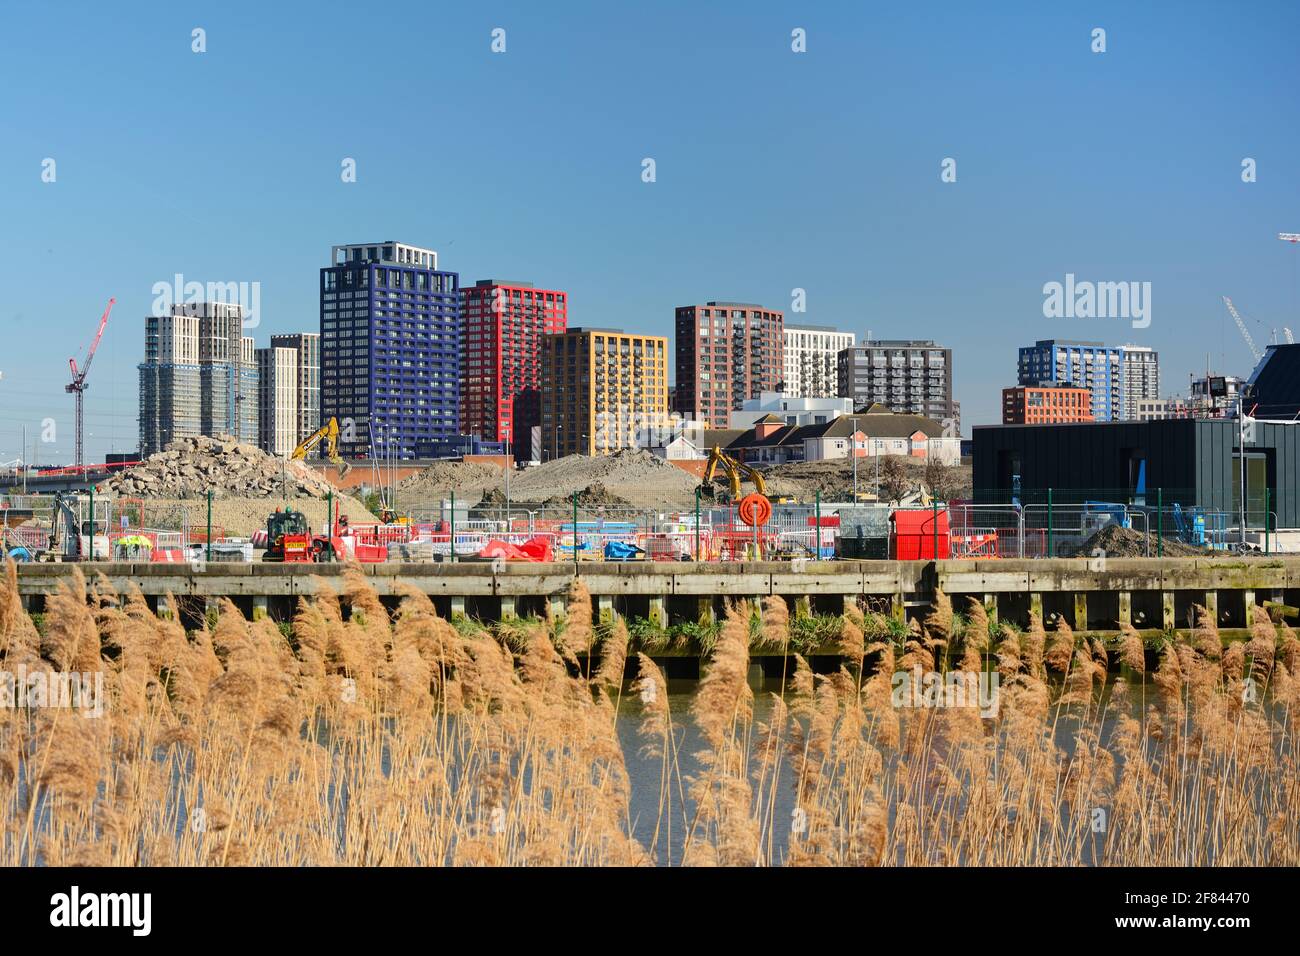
[{"left": 1, "top": 0, "right": 1297, "bottom": 463}]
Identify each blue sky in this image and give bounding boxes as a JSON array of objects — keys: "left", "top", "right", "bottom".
[{"left": 1, "top": 0, "right": 1297, "bottom": 462}]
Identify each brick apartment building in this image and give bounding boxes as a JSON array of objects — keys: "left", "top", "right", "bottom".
[
  {"left": 673, "top": 301, "right": 784, "bottom": 428},
  {"left": 1002, "top": 384, "right": 1095, "bottom": 424}
]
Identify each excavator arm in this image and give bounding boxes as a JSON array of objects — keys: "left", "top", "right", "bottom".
[
  {"left": 705, "top": 446, "right": 765, "bottom": 499},
  {"left": 291, "top": 418, "right": 351, "bottom": 478},
  {"left": 733, "top": 456, "right": 767, "bottom": 496}
]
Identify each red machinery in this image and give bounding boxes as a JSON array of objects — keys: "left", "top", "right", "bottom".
[{"left": 262, "top": 508, "right": 345, "bottom": 563}]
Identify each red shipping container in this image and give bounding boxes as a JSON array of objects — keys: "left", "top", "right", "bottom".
[{"left": 889, "top": 509, "right": 950, "bottom": 560}]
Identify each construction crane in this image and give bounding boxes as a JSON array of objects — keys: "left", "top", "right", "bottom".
[
  {"left": 291, "top": 417, "right": 352, "bottom": 478},
  {"left": 65, "top": 298, "right": 115, "bottom": 469},
  {"left": 1222, "top": 296, "right": 1261, "bottom": 364}
]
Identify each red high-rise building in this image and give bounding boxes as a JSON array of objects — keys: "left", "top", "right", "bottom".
[
  {"left": 460, "top": 280, "right": 567, "bottom": 455},
  {"left": 674, "top": 301, "right": 784, "bottom": 428}
]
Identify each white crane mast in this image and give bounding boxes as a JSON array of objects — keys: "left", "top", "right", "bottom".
[{"left": 1222, "top": 296, "right": 1261, "bottom": 363}]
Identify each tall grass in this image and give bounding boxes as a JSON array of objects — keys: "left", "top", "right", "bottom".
[{"left": 1, "top": 562, "right": 1296, "bottom": 866}]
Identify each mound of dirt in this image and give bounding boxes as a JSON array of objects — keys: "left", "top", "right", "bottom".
[
  {"left": 509, "top": 450, "right": 700, "bottom": 507},
  {"left": 1063, "top": 523, "right": 1207, "bottom": 558},
  {"left": 760, "top": 456, "right": 973, "bottom": 501},
  {"left": 538, "top": 482, "right": 632, "bottom": 508},
  {"left": 399, "top": 460, "right": 504, "bottom": 504},
  {"left": 98, "top": 435, "right": 336, "bottom": 499}
]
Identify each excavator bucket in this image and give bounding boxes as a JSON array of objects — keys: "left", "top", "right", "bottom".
[{"left": 336, "top": 459, "right": 352, "bottom": 479}]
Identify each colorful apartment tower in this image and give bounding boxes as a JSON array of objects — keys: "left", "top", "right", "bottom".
[
  {"left": 320, "top": 242, "right": 460, "bottom": 459},
  {"left": 1001, "top": 385, "right": 1095, "bottom": 424},
  {"left": 542, "top": 328, "right": 669, "bottom": 459},
  {"left": 674, "top": 301, "right": 784, "bottom": 428},
  {"left": 460, "top": 279, "right": 567, "bottom": 457}
]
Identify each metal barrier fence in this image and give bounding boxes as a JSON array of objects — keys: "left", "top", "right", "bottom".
[{"left": 4, "top": 486, "right": 1291, "bottom": 562}]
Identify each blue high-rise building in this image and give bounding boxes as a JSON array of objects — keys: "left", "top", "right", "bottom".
[
  {"left": 320, "top": 242, "right": 460, "bottom": 459},
  {"left": 1017, "top": 339, "right": 1123, "bottom": 422}
]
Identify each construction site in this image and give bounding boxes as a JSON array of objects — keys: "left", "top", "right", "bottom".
[{"left": 1, "top": 421, "right": 1285, "bottom": 575}]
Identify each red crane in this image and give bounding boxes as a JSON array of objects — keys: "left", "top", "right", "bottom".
[{"left": 65, "top": 298, "right": 115, "bottom": 468}]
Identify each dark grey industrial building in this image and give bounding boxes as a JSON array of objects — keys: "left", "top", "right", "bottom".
[
  {"left": 1245, "top": 342, "right": 1300, "bottom": 420},
  {"left": 972, "top": 418, "right": 1300, "bottom": 528}
]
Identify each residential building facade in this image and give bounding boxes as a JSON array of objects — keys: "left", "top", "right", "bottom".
[
  {"left": 542, "top": 328, "right": 669, "bottom": 458},
  {"left": 460, "top": 279, "right": 568, "bottom": 452},
  {"left": 837, "top": 340, "right": 956, "bottom": 428},
  {"left": 1120, "top": 345, "right": 1160, "bottom": 420},
  {"left": 256, "top": 346, "right": 300, "bottom": 457},
  {"left": 239, "top": 337, "right": 259, "bottom": 443},
  {"left": 729, "top": 391, "right": 852, "bottom": 429},
  {"left": 1134, "top": 398, "right": 1188, "bottom": 421},
  {"left": 1002, "top": 385, "right": 1095, "bottom": 424},
  {"left": 138, "top": 310, "right": 201, "bottom": 455},
  {"left": 320, "top": 242, "right": 460, "bottom": 459},
  {"left": 138, "top": 303, "right": 259, "bottom": 454},
  {"left": 673, "top": 301, "right": 784, "bottom": 428},
  {"left": 782, "top": 324, "right": 854, "bottom": 398},
  {"left": 270, "top": 332, "right": 320, "bottom": 445},
  {"left": 1017, "top": 339, "right": 1159, "bottom": 422},
  {"left": 706, "top": 408, "right": 959, "bottom": 466}
]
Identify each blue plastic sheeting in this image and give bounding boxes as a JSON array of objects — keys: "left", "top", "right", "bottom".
[{"left": 603, "top": 541, "right": 644, "bottom": 561}]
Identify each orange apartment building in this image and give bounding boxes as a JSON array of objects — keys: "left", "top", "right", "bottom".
[{"left": 1002, "top": 385, "right": 1094, "bottom": 424}]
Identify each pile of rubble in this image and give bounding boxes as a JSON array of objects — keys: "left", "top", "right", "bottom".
[{"left": 98, "top": 435, "right": 337, "bottom": 499}]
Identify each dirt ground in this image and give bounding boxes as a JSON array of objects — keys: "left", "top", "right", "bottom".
[
  {"left": 760, "top": 456, "right": 973, "bottom": 501},
  {"left": 392, "top": 450, "right": 978, "bottom": 511},
  {"left": 400, "top": 449, "right": 701, "bottom": 509},
  {"left": 124, "top": 495, "right": 380, "bottom": 540}
]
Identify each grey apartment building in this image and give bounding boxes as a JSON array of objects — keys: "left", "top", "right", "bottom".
[
  {"left": 139, "top": 302, "right": 258, "bottom": 455},
  {"left": 836, "top": 339, "right": 956, "bottom": 429}
]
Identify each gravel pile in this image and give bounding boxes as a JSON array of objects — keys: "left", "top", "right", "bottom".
[
  {"left": 509, "top": 450, "right": 700, "bottom": 507},
  {"left": 1062, "top": 523, "right": 1207, "bottom": 558},
  {"left": 97, "top": 435, "right": 337, "bottom": 499},
  {"left": 398, "top": 460, "right": 504, "bottom": 503},
  {"left": 400, "top": 449, "right": 700, "bottom": 508}
]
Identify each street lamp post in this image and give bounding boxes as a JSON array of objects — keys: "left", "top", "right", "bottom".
[{"left": 851, "top": 417, "right": 859, "bottom": 500}]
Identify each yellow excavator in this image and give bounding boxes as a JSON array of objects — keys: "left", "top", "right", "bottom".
[
  {"left": 703, "top": 446, "right": 767, "bottom": 499},
  {"left": 292, "top": 417, "right": 352, "bottom": 478}
]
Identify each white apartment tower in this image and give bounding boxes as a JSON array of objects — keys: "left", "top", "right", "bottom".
[
  {"left": 257, "top": 347, "right": 300, "bottom": 457},
  {"left": 1119, "top": 345, "right": 1160, "bottom": 421},
  {"left": 270, "top": 332, "right": 321, "bottom": 445},
  {"left": 783, "top": 324, "right": 855, "bottom": 398}
]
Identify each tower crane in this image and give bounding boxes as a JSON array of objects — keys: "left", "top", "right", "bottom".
[
  {"left": 65, "top": 298, "right": 115, "bottom": 469},
  {"left": 1222, "top": 296, "right": 1261, "bottom": 364}
]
